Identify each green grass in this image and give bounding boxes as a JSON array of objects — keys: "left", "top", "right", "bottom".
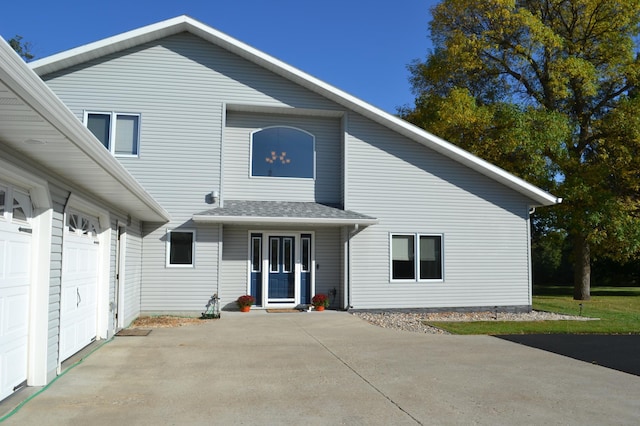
[{"left": 425, "top": 286, "right": 640, "bottom": 335}]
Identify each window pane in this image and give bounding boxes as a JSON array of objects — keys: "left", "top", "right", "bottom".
[
  {"left": 301, "top": 237, "right": 310, "bottom": 272},
  {"left": 0, "top": 187, "right": 5, "bottom": 216},
  {"left": 115, "top": 115, "right": 139, "bottom": 155},
  {"left": 283, "top": 238, "right": 293, "bottom": 273},
  {"left": 420, "top": 235, "right": 442, "bottom": 280},
  {"left": 270, "top": 238, "right": 279, "bottom": 272},
  {"left": 170, "top": 232, "right": 194, "bottom": 265},
  {"left": 392, "top": 235, "right": 415, "bottom": 279},
  {"left": 252, "top": 127, "right": 314, "bottom": 178},
  {"left": 87, "top": 114, "right": 111, "bottom": 149},
  {"left": 251, "top": 237, "right": 261, "bottom": 272}
]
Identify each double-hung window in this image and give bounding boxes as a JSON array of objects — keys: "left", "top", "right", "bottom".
[
  {"left": 391, "top": 233, "right": 443, "bottom": 281},
  {"left": 166, "top": 229, "right": 195, "bottom": 267},
  {"left": 85, "top": 111, "right": 140, "bottom": 157}
]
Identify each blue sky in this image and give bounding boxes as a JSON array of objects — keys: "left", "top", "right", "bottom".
[{"left": 0, "top": 0, "right": 439, "bottom": 114}]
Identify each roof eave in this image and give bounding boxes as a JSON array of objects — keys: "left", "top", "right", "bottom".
[
  {"left": 192, "top": 215, "right": 379, "bottom": 226},
  {"left": 1, "top": 39, "right": 171, "bottom": 223}
]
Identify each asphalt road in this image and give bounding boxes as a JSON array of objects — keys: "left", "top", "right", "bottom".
[{"left": 497, "top": 334, "right": 640, "bottom": 376}]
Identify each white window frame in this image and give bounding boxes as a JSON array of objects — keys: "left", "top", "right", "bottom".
[
  {"left": 84, "top": 111, "right": 141, "bottom": 158},
  {"left": 166, "top": 229, "right": 196, "bottom": 268},
  {"left": 390, "top": 233, "right": 444, "bottom": 282}
]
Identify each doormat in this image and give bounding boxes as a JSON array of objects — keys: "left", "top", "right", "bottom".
[
  {"left": 116, "top": 329, "right": 152, "bottom": 336},
  {"left": 266, "top": 309, "right": 301, "bottom": 313}
]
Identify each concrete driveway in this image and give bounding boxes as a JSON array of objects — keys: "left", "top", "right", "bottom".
[{"left": 2, "top": 311, "right": 639, "bottom": 425}]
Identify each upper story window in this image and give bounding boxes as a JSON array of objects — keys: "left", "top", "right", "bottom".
[
  {"left": 251, "top": 127, "right": 314, "bottom": 178},
  {"left": 85, "top": 111, "right": 140, "bottom": 157}
]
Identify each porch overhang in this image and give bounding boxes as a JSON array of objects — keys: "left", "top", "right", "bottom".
[{"left": 192, "top": 200, "right": 378, "bottom": 227}]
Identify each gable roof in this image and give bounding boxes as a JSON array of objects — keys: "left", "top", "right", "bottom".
[
  {"left": 0, "top": 39, "right": 170, "bottom": 223},
  {"left": 30, "top": 15, "right": 561, "bottom": 207}
]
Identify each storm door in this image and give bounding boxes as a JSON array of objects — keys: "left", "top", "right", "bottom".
[{"left": 267, "top": 236, "right": 295, "bottom": 303}]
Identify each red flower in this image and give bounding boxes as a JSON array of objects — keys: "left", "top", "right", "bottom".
[
  {"left": 236, "top": 295, "right": 255, "bottom": 308},
  {"left": 311, "top": 293, "right": 329, "bottom": 308}
]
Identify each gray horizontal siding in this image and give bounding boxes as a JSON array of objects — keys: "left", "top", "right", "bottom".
[
  {"left": 224, "top": 112, "right": 342, "bottom": 203},
  {"left": 140, "top": 222, "right": 219, "bottom": 313},
  {"left": 122, "top": 220, "right": 143, "bottom": 326},
  {"left": 346, "top": 113, "right": 532, "bottom": 309},
  {"left": 313, "top": 228, "right": 343, "bottom": 309},
  {"left": 219, "top": 226, "right": 250, "bottom": 310},
  {"left": 42, "top": 32, "right": 342, "bottom": 222},
  {"left": 47, "top": 185, "right": 67, "bottom": 378}
]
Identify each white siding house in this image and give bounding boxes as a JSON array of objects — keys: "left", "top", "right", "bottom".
[
  {"left": 29, "top": 15, "right": 559, "bottom": 314},
  {"left": 1, "top": 15, "right": 560, "bottom": 402}
]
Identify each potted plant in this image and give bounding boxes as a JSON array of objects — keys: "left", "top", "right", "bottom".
[
  {"left": 236, "top": 295, "right": 255, "bottom": 312},
  {"left": 311, "top": 293, "right": 329, "bottom": 311}
]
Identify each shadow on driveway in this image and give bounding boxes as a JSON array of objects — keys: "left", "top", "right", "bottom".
[{"left": 496, "top": 334, "right": 640, "bottom": 376}]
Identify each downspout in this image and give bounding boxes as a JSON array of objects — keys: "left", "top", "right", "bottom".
[
  {"left": 346, "top": 223, "right": 359, "bottom": 310},
  {"left": 527, "top": 206, "right": 534, "bottom": 309}
]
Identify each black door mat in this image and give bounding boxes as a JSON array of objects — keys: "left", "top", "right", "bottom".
[
  {"left": 116, "top": 329, "right": 152, "bottom": 336},
  {"left": 266, "top": 309, "right": 301, "bottom": 313}
]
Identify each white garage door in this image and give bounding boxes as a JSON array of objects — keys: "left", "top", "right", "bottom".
[
  {"left": 0, "top": 187, "right": 32, "bottom": 401},
  {"left": 59, "top": 211, "right": 100, "bottom": 362}
]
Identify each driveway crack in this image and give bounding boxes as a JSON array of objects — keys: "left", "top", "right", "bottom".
[{"left": 300, "top": 327, "right": 423, "bottom": 425}]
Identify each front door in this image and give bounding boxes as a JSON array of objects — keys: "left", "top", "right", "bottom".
[{"left": 267, "top": 236, "right": 295, "bottom": 303}]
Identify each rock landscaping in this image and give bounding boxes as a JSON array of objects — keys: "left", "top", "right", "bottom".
[{"left": 352, "top": 310, "right": 594, "bottom": 334}]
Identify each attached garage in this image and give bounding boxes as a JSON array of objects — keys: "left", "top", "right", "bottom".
[
  {"left": 0, "top": 38, "right": 169, "bottom": 404},
  {"left": 59, "top": 211, "right": 101, "bottom": 362},
  {"left": 0, "top": 185, "right": 33, "bottom": 401}
]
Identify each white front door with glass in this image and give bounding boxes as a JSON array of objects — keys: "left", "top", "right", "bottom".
[{"left": 249, "top": 232, "right": 313, "bottom": 308}]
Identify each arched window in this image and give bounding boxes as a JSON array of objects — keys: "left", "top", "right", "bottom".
[{"left": 251, "top": 127, "right": 314, "bottom": 178}]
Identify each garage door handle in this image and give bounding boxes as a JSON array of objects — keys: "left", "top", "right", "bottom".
[{"left": 77, "top": 288, "right": 81, "bottom": 307}]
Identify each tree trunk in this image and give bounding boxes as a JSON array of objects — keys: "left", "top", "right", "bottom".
[{"left": 573, "top": 234, "right": 591, "bottom": 300}]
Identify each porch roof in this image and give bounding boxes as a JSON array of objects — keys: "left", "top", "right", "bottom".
[{"left": 192, "top": 200, "right": 378, "bottom": 226}]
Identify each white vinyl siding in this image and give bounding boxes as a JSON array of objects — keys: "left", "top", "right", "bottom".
[{"left": 346, "top": 113, "right": 532, "bottom": 309}]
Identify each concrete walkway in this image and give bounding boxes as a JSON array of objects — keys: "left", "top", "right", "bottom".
[{"left": 2, "top": 311, "right": 639, "bottom": 425}]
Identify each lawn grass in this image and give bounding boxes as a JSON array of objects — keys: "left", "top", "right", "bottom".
[{"left": 425, "top": 286, "right": 640, "bottom": 335}]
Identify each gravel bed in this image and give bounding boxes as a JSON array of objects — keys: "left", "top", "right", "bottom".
[{"left": 351, "top": 310, "right": 596, "bottom": 335}]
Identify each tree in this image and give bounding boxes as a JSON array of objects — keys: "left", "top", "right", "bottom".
[
  {"left": 401, "top": 0, "right": 640, "bottom": 300},
  {"left": 7, "top": 35, "right": 34, "bottom": 61}
]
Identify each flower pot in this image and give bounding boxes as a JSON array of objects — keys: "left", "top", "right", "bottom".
[
  {"left": 240, "top": 306, "right": 251, "bottom": 312},
  {"left": 315, "top": 305, "right": 325, "bottom": 312}
]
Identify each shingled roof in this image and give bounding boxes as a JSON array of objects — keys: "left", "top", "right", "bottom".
[{"left": 193, "top": 200, "right": 377, "bottom": 226}]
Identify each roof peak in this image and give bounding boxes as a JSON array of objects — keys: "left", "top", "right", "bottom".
[{"left": 29, "top": 15, "right": 560, "bottom": 207}]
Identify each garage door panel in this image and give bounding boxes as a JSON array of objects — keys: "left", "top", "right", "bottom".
[
  {"left": 0, "top": 226, "right": 31, "bottom": 402},
  {"left": 2, "top": 287, "right": 29, "bottom": 336},
  {"left": 1, "top": 337, "right": 27, "bottom": 400},
  {"left": 7, "top": 240, "right": 30, "bottom": 278},
  {"left": 60, "top": 231, "right": 99, "bottom": 362}
]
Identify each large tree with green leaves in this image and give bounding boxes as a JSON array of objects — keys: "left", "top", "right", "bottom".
[{"left": 401, "top": 0, "right": 640, "bottom": 300}]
